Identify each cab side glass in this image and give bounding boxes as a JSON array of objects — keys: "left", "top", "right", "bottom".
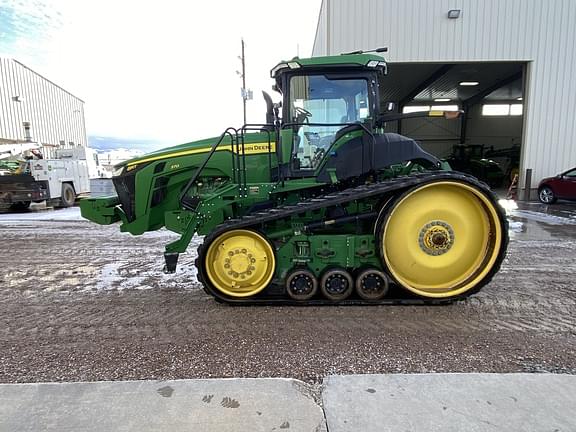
[{"left": 289, "top": 75, "right": 370, "bottom": 170}]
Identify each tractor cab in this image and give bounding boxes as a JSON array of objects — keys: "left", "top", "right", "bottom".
[{"left": 269, "top": 53, "right": 388, "bottom": 178}]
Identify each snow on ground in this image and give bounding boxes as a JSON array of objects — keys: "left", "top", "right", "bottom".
[
  {"left": 511, "top": 209, "right": 576, "bottom": 225},
  {"left": 0, "top": 213, "right": 202, "bottom": 295},
  {"left": 2, "top": 200, "right": 574, "bottom": 295},
  {"left": 508, "top": 220, "right": 524, "bottom": 233},
  {"left": 0, "top": 207, "right": 83, "bottom": 222},
  {"left": 94, "top": 260, "right": 199, "bottom": 292}
]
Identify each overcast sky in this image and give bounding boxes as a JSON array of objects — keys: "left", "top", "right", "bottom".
[{"left": 0, "top": 0, "right": 322, "bottom": 146}]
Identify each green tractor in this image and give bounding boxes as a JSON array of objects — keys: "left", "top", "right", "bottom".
[
  {"left": 81, "top": 51, "right": 508, "bottom": 304},
  {"left": 446, "top": 144, "right": 506, "bottom": 188}
]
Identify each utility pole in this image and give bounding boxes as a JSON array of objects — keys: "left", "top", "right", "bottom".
[
  {"left": 241, "top": 38, "right": 246, "bottom": 125},
  {"left": 237, "top": 38, "right": 252, "bottom": 126}
]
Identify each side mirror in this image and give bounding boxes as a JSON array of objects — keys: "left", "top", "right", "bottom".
[{"left": 262, "top": 91, "right": 274, "bottom": 125}]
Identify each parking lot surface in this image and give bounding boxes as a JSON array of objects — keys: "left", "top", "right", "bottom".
[
  {"left": 0, "top": 202, "right": 575, "bottom": 383},
  {"left": 3, "top": 374, "right": 576, "bottom": 431}
]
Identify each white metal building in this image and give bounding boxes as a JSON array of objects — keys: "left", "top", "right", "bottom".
[
  {"left": 0, "top": 58, "right": 87, "bottom": 158},
  {"left": 313, "top": 0, "right": 576, "bottom": 198}
]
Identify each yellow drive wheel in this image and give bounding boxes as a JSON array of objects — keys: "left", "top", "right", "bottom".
[
  {"left": 380, "top": 181, "right": 503, "bottom": 298},
  {"left": 204, "top": 229, "right": 276, "bottom": 298}
]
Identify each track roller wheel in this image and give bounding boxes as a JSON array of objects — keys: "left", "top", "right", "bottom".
[
  {"left": 320, "top": 268, "right": 353, "bottom": 302},
  {"left": 355, "top": 268, "right": 389, "bottom": 301},
  {"left": 379, "top": 180, "right": 505, "bottom": 299},
  {"left": 204, "top": 229, "right": 275, "bottom": 298},
  {"left": 286, "top": 268, "right": 318, "bottom": 301}
]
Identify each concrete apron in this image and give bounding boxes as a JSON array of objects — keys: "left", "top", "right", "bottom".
[
  {"left": 1, "top": 374, "right": 575, "bottom": 432},
  {"left": 0, "top": 378, "right": 326, "bottom": 432},
  {"left": 323, "top": 373, "right": 576, "bottom": 432}
]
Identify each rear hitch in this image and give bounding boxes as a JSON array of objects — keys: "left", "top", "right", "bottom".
[{"left": 163, "top": 252, "right": 179, "bottom": 273}]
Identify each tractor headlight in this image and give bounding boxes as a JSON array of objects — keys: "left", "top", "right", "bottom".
[
  {"left": 270, "top": 61, "right": 301, "bottom": 78},
  {"left": 366, "top": 60, "right": 388, "bottom": 74},
  {"left": 113, "top": 165, "right": 125, "bottom": 177}
]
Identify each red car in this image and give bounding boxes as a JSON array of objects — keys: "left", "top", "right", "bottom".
[{"left": 538, "top": 167, "right": 576, "bottom": 204}]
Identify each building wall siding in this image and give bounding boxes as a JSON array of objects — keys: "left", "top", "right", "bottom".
[
  {"left": 0, "top": 58, "right": 86, "bottom": 158},
  {"left": 313, "top": 0, "right": 576, "bottom": 188}
]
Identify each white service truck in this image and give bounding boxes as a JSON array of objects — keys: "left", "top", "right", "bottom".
[{"left": 0, "top": 146, "right": 102, "bottom": 210}]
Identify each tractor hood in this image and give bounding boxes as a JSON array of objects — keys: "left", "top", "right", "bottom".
[
  {"left": 115, "top": 133, "right": 276, "bottom": 176},
  {"left": 114, "top": 136, "right": 223, "bottom": 175},
  {"left": 81, "top": 131, "right": 276, "bottom": 230},
  {"left": 82, "top": 136, "right": 228, "bottom": 229}
]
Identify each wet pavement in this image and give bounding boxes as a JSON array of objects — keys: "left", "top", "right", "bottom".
[
  {"left": 503, "top": 199, "right": 576, "bottom": 241},
  {"left": 0, "top": 200, "right": 575, "bottom": 384}
]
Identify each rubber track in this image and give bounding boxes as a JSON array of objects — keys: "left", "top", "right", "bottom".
[{"left": 196, "top": 171, "right": 509, "bottom": 305}]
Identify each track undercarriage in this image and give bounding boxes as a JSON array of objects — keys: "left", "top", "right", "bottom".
[{"left": 196, "top": 171, "right": 508, "bottom": 305}]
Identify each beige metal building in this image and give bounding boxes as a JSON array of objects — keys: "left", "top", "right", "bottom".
[
  {"left": 313, "top": 0, "right": 576, "bottom": 197},
  {"left": 0, "top": 58, "right": 86, "bottom": 158}
]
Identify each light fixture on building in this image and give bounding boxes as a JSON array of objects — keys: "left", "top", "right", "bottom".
[
  {"left": 459, "top": 81, "right": 479, "bottom": 86},
  {"left": 448, "top": 9, "right": 461, "bottom": 19},
  {"left": 516, "top": 97, "right": 523, "bottom": 101},
  {"left": 434, "top": 98, "right": 451, "bottom": 102},
  {"left": 22, "top": 122, "right": 32, "bottom": 142}
]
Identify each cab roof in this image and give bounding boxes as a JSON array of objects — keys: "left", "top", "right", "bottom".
[{"left": 270, "top": 53, "right": 387, "bottom": 79}]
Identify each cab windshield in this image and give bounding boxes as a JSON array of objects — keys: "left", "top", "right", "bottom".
[{"left": 289, "top": 75, "right": 370, "bottom": 170}]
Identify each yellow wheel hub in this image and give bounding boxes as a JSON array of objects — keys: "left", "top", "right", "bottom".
[
  {"left": 205, "top": 229, "right": 275, "bottom": 297},
  {"left": 419, "top": 221, "right": 454, "bottom": 255},
  {"left": 382, "top": 181, "right": 502, "bottom": 298}
]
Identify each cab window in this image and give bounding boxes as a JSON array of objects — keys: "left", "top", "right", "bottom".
[{"left": 289, "top": 75, "right": 370, "bottom": 170}]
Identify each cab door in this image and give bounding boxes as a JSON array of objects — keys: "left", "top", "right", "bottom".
[{"left": 283, "top": 73, "right": 373, "bottom": 177}]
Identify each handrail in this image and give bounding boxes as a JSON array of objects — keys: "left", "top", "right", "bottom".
[
  {"left": 281, "top": 121, "right": 374, "bottom": 141},
  {"left": 179, "top": 124, "right": 276, "bottom": 208},
  {"left": 178, "top": 128, "right": 236, "bottom": 206},
  {"left": 241, "top": 124, "right": 274, "bottom": 182},
  {"left": 180, "top": 120, "right": 374, "bottom": 210},
  {"left": 281, "top": 121, "right": 376, "bottom": 173}
]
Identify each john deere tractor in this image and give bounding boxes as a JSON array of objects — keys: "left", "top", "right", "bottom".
[{"left": 81, "top": 51, "right": 508, "bottom": 304}]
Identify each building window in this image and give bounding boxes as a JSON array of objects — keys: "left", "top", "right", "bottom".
[
  {"left": 510, "top": 104, "right": 523, "bottom": 116},
  {"left": 482, "top": 104, "right": 523, "bottom": 116},
  {"left": 403, "top": 106, "right": 430, "bottom": 113},
  {"left": 430, "top": 105, "right": 459, "bottom": 112},
  {"left": 403, "top": 105, "right": 459, "bottom": 114}
]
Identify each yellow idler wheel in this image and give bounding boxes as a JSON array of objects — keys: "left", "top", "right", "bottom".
[
  {"left": 205, "top": 229, "right": 276, "bottom": 298},
  {"left": 381, "top": 181, "right": 503, "bottom": 298}
]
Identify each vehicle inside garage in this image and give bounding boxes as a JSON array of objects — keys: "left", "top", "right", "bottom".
[{"left": 381, "top": 62, "right": 525, "bottom": 190}]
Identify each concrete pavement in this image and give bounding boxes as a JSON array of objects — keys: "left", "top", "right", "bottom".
[
  {"left": 0, "top": 378, "right": 326, "bottom": 432},
  {"left": 1, "top": 374, "right": 575, "bottom": 431},
  {"left": 323, "top": 373, "right": 576, "bottom": 432}
]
